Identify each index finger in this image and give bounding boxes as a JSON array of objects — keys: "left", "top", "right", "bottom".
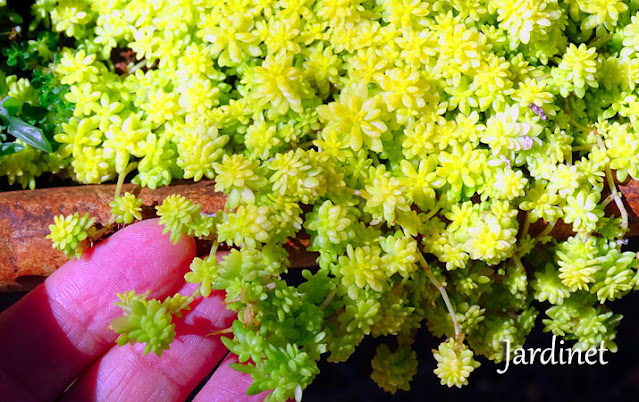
[{"left": 0, "top": 218, "right": 196, "bottom": 401}]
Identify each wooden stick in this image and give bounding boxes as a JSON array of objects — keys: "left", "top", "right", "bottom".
[
  {"left": 0, "top": 181, "right": 225, "bottom": 291},
  {"left": 2, "top": 180, "right": 639, "bottom": 291}
]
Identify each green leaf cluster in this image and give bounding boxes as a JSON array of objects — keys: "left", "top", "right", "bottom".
[{"left": 30, "top": 0, "right": 639, "bottom": 399}]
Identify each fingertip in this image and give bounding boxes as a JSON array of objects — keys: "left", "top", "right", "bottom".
[
  {"left": 45, "top": 218, "right": 197, "bottom": 355},
  {"left": 49, "top": 218, "right": 195, "bottom": 290},
  {"left": 0, "top": 219, "right": 198, "bottom": 401},
  {"left": 193, "top": 354, "right": 268, "bottom": 402},
  {"left": 99, "top": 218, "right": 197, "bottom": 269},
  {"left": 61, "top": 285, "right": 237, "bottom": 402}
]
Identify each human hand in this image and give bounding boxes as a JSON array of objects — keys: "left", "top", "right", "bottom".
[{"left": 0, "top": 219, "right": 266, "bottom": 401}]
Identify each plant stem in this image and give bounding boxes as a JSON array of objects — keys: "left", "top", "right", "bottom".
[
  {"left": 207, "top": 327, "right": 234, "bottom": 336},
  {"left": 114, "top": 162, "right": 138, "bottom": 199},
  {"left": 210, "top": 239, "right": 219, "bottom": 256},
  {"left": 588, "top": 33, "right": 613, "bottom": 50},
  {"left": 605, "top": 165, "right": 628, "bottom": 237},
  {"left": 601, "top": 193, "right": 615, "bottom": 209},
  {"left": 595, "top": 133, "right": 629, "bottom": 237},
  {"left": 418, "top": 253, "right": 462, "bottom": 343},
  {"left": 319, "top": 288, "right": 337, "bottom": 310},
  {"left": 532, "top": 220, "right": 556, "bottom": 245},
  {"left": 423, "top": 198, "right": 443, "bottom": 221},
  {"left": 123, "top": 59, "right": 148, "bottom": 77}
]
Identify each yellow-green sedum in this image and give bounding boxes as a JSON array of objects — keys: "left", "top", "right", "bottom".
[
  {"left": 46, "top": 212, "right": 96, "bottom": 259},
  {"left": 109, "top": 191, "right": 143, "bottom": 224},
  {"left": 5, "top": 0, "right": 637, "bottom": 399}
]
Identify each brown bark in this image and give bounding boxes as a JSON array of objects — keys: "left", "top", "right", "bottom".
[
  {"left": 0, "top": 181, "right": 226, "bottom": 291},
  {"left": 2, "top": 180, "right": 639, "bottom": 291}
]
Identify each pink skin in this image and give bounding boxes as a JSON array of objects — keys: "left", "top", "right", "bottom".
[{"left": 0, "top": 219, "right": 266, "bottom": 401}]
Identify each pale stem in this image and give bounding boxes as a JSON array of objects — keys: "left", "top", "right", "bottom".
[
  {"left": 605, "top": 165, "right": 629, "bottom": 236},
  {"left": 207, "top": 327, "right": 234, "bottom": 337},
  {"left": 124, "top": 59, "right": 148, "bottom": 77},
  {"left": 210, "top": 240, "right": 219, "bottom": 256},
  {"left": 600, "top": 193, "right": 616, "bottom": 209},
  {"left": 588, "top": 33, "right": 613, "bottom": 50},
  {"left": 418, "top": 253, "right": 462, "bottom": 342},
  {"left": 423, "top": 198, "right": 443, "bottom": 221},
  {"left": 570, "top": 117, "right": 589, "bottom": 132},
  {"left": 532, "top": 220, "right": 556, "bottom": 245},
  {"left": 114, "top": 162, "right": 138, "bottom": 199},
  {"left": 595, "top": 134, "right": 629, "bottom": 236},
  {"left": 319, "top": 288, "right": 337, "bottom": 310}
]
